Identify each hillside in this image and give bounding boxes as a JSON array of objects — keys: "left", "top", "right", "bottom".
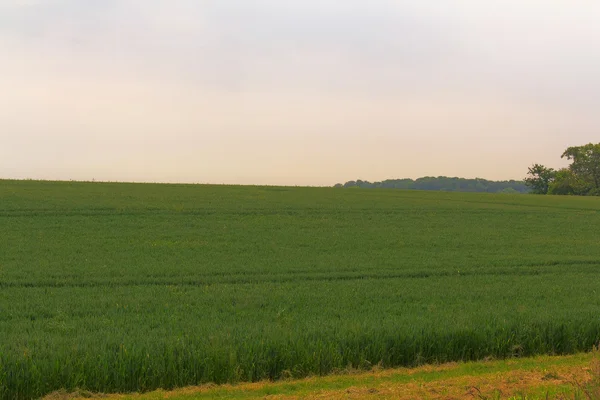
[{"left": 1, "top": 180, "right": 600, "bottom": 399}]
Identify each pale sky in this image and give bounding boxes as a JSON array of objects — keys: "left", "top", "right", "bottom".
[{"left": 1, "top": 1, "right": 599, "bottom": 186}]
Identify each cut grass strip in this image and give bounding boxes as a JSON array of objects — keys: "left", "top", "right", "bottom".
[{"left": 45, "top": 353, "right": 595, "bottom": 400}]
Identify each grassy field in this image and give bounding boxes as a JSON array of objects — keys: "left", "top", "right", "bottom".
[{"left": 1, "top": 180, "right": 600, "bottom": 399}]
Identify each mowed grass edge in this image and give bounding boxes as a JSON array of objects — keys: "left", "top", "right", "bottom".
[{"left": 44, "top": 352, "right": 599, "bottom": 400}]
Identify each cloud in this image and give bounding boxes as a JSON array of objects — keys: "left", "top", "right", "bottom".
[
  {"left": 5, "top": 0, "right": 599, "bottom": 101},
  {"left": 1, "top": 1, "right": 599, "bottom": 184}
]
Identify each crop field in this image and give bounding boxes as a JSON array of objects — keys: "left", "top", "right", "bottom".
[{"left": 1, "top": 180, "right": 600, "bottom": 399}]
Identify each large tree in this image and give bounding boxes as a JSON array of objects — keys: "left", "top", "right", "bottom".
[
  {"left": 524, "top": 164, "right": 556, "bottom": 194},
  {"left": 561, "top": 143, "right": 600, "bottom": 194},
  {"left": 548, "top": 168, "right": 583, "bottom": 195}
]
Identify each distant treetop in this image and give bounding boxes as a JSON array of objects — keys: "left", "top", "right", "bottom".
[{"left": 333, "top": 177, "right": 529, "bottom": 193}]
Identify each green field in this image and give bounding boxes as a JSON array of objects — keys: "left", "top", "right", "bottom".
[{"left": 1, "top": 180, "right": 600, "bottom": 400}]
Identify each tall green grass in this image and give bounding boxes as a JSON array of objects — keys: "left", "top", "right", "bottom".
[{"left": 1, "top": 180, "right": 600, "bottom": 399}]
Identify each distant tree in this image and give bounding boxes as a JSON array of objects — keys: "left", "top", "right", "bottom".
[
  {"left": 524, "top": 164, "right": 556, "bottom": 194},
  {"left": 355, "top": 179, "right": 374, "bottom": 188},
  {"left": 334, "top": 177, "right": 529, "bottom": 193},
  {"left": 561, "top": 143, "right": 600, "bottom": 194}
]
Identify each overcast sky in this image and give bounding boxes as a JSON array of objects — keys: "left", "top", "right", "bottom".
[{"left": 1, "top": 1, "right": 599, "bottom": 185}]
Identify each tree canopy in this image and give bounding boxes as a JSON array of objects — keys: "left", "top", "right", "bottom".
[
  {"left": 334, "top": 177, "right": 529, "bottom": 193},
  {"left": 525, "top": 142, "right": 600, "bottom": 196},
  {"left": 524, "top": 164, "right": 555, "bottom": 195}
]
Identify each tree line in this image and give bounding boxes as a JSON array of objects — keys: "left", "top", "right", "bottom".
[
  {"left": 525, "top": 143, "right": 600, "bottom": 196},
  {"left": 334, "top": 177, "right": 529, "bottom": 193}
]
